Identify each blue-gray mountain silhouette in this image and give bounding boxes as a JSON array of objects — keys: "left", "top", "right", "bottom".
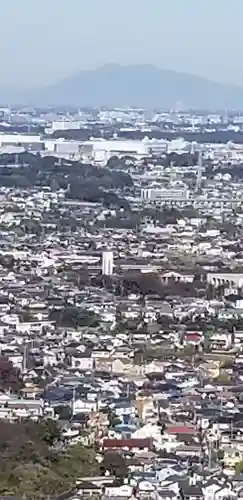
[{"left": 3, "top": 65, "right": 243, "bottom": 109}]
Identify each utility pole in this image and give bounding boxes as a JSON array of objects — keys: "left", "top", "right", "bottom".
[
  {"left": 23, "top": 345, "right": 27, "bottom": 373},
  {"left": 208, "top": 439, "right": 213, "bottom": 469}
]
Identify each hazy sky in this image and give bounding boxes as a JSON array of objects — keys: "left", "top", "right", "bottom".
[{"left": 2, "top": 0, "right": 243, "bottom": 88}]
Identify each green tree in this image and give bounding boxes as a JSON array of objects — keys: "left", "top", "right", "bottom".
[
  {"left": 0, "top": 420, "right": 99, "bottom": 499},
  {"left": 101, "top": 451, "right": 128, "bottom": 480},
  {"left": 217, "top": 449, "right": 224, "bottom": 461},
  {"left": 178, "top": 344, "right": 195, "bottom": 358},
  {"left": 215, "top": 372, "right": 231, "bottom": 384},
  {"left": 235, "top": 460, "right": 243, "bottom": 476},
  {"left": 38, "top": 419, "right": 62, "bottom": 447}
]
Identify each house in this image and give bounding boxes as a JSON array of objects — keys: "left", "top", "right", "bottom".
[{"left": 102, "top": 438, "right": 153, "bottom": 452}]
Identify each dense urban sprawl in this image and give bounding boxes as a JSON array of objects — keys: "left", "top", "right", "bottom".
[{"left": 0, "top": 107, "right": 242, "bottom": 498}]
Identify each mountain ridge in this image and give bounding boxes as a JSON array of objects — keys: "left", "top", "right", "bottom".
[{"left": 2, "top": 64, "right": 243, "bottom": 109}]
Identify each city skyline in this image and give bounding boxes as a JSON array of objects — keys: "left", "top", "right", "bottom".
[{"left": 2, "top": 0, "right": 243, "bottom": 89}]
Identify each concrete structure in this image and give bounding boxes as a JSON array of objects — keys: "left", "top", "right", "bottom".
[
  {"left": 102, "top": 251, "right": 114, "bottom": 276},
  {"left": 45, "top": 139, "right": 80, "bottom": 156},
  {"left": 46, "top": 120, "right": 82, "bottom": 134},
  {"left": 141, "top": 187, "right": 190, "bottom": 202},
  {"left": 207, "top": 273, "right": 243, "bottom": 288},
  {"left": 0, "top": 134, "right": 44, "bottom": 151},
  {"left": 87, "top": 139, "right": 150, "bottom": 165}
]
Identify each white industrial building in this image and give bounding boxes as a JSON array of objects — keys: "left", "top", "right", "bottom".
[
  {"left": 0, "top": 133, "right": 44, "bottom": 151},
  {"left": 45, "top": 120, "right": 83, "bottom": 134},
  {"left": 45, "top": 139, "right": 80, "bottom": 156},
  {"left": 0, "top": 134, "right": 41, "bottom": 144},
  {"left": 42, "top": 138, "right": 150, "bottom": 163},
  {"left": 86, "top": 139, "right": 150, "bottom": 165},
  {"left": 141, "top": 187, "right": 190, "bottom": 202}
]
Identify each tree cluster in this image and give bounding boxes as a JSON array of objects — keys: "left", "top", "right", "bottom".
[
  {"left": 206, "top": 162, "right": 243, "bottom": 180},
  {"left": 118, "top": 273, "right": 207, "bottom": 299},
  {"left": 52, "top": 126, "right": 243, "bottom": 145},
  {"left": 0, "top": 420, "right": 99, "bottom": 499},
  {"left": 49, "top": 307, "right": 100, "bottom": 329},
  {"left": 0, "top": 153, "right": 132, "bottom": 210},
  {"left": 0, "top": 356, "right": 23, "bottom": 393}
]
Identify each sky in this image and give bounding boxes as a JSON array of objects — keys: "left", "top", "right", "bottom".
[{"left": 1, "top": 0, "right": 243, "bottom": 88}]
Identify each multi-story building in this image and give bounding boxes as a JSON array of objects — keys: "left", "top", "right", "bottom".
[{"left": 141, "top": 187, "right": 190, "bottom": 203}]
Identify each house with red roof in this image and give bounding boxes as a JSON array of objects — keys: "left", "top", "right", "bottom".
[
  {"left": 102, "top": 437, "right": 153, "bottom": 452},
  {"left": 185, "top": 332, "right": 202, "bottom": 344},
  {"left": 165, "top": 425, "right": 197, "bottom": 436}
]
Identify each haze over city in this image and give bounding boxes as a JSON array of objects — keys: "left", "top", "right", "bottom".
[{"left": 2, "top": 0, "right": 243, "bottom": 89}]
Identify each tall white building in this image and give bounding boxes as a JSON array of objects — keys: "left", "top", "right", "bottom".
[{"left": 102, "top": 251, "right": 114, "bottom": 276}]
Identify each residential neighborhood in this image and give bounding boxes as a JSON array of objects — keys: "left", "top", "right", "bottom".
[{"left": 0, "top": 106, "right": 242, "bottom": 498}]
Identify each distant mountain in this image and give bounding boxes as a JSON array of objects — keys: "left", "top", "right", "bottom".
[{"left": 3, "top": 64, "right": 243, "bottom": 109}]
